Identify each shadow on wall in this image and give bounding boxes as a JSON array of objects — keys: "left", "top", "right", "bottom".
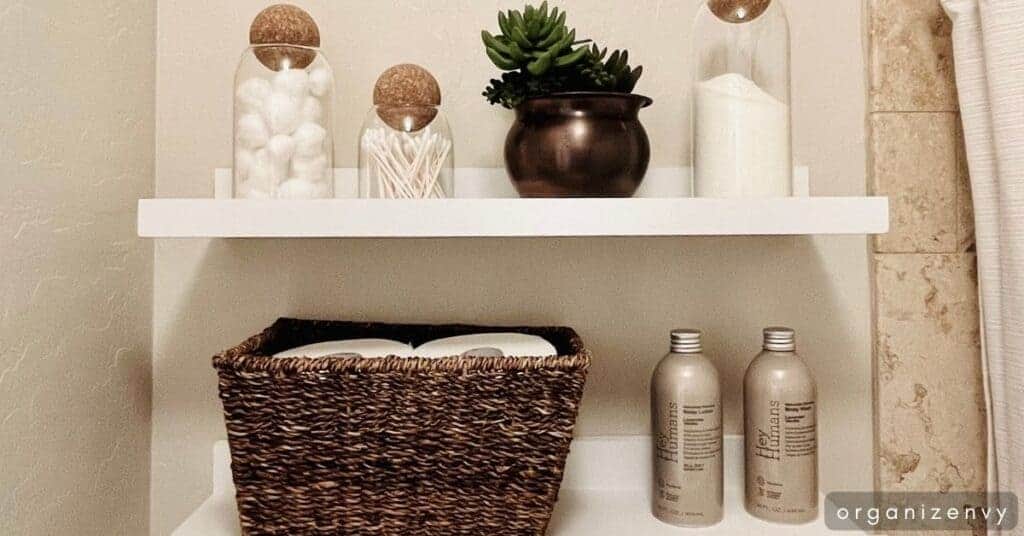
[{"left": 151, "top": 234, "right": 868, "bottom": 533}]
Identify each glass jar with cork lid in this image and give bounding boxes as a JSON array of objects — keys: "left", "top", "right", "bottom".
[
  {"left": 359, "top": 64, "right": 454, "bottom": 199},
  {"left": 233, "top": 4, "right": 335, "bottom": 199},
  {"left": 691, "top": 0, "right": 792, "bottom": 198}
]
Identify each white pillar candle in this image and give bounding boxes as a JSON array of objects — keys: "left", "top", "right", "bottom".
[{"left": 693, "top": 73, "right": 791, "bottom": 198}]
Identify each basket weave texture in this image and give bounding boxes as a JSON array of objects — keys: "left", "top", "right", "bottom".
[{"left": 213, "top": 318, "right": 591, "bottom": 536}]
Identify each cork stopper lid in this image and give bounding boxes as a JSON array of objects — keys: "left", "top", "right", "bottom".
[
  {"left": 708, "top": 0, "right": 772, "bottom": 23},
  {"left": 373, "top": 64, "right": 441, "bottom": 107},
  {"left": 373, "top": 64, "right": 442, "bottom": 132},
  {"left": 249, "top": 4, "right": 321, "bottom": 70}
]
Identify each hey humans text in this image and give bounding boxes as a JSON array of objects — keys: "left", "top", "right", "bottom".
[{"left": 755, "top": 400, "right": 781, "bottom": 460}]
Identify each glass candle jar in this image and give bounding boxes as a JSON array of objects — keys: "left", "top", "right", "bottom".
[
  {"left": 233, "top": 44, "right": 335, "bottom": 199},
  {"left": 691, "top": 0, "right": 792, "bottom": 198},
  {"left": 359, "top": 105, "right": 454, "bottom": 199}
]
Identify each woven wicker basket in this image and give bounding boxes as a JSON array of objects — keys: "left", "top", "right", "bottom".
[{"left": 213, "top": 318, "right": 591, "bottom": 536}]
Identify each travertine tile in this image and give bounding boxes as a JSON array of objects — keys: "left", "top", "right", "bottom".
[
  {"left": 874, "top": 254, "right": 985, "bottom": 495},
  {"left": 872, "top": 113, "right": 959, "bottom": 253},
  {"left": 955, "top": 118, "right": 976, "bottom": 251},
  {"left": 869, "top": 0, "right": 958, "bottom": 112}
]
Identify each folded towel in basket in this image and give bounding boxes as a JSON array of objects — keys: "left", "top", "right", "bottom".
[{"left": 274, "top": 333, "right": 557, "bottom": 359}]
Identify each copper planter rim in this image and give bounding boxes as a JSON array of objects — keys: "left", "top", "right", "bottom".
[{"left": 519, "top": 91, "right": 654, "bottom": 109}]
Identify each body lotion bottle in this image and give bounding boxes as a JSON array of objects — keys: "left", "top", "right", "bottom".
[
  {"left": 651, "top": 329, "right": 723, "bottom": 527},
  {"left": 744, "top": 327, "right": 818, "bottom": 524}
]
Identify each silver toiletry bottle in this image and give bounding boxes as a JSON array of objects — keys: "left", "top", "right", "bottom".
[
  {"left": 651, "top": 329, "right": 723, "bottom": 527},
  {"left": 744, "top": 327, "right": 818, "bottom": 524}
]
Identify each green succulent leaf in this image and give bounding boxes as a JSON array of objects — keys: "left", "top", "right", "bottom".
[
  {"left": 486, "top": 47, "right": 519, "bottom": 70},
  {"left": 536, "top": 26, "right": 564, "bottom": 49},
  {"left": 507, "top": 41, "right": 529, "bottom": 62},
  {"left": 481, "top": 3, "right": 644, "bottom": 105},
  {"left": 554, "top": 46, "right": 588, "bottom": 67},
  {"left": 498, "top": 11, "right": 511, "bottom": 36},
  {"left": 482, "top": 31, "right": 511, "bottom": 56},
  {"left": 509, "top": 10, "right": 525, "bottom": 32},
  {"left": 539, "top": 8, "right": 559, "bottom": 36}
]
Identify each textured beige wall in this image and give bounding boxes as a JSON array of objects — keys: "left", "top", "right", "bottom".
[
  {"left": 0, "top": 1, "right": 155, "bottom": 535},
  {"left": 153, "top": 1, "right": 871, "bottom": 533},
  {"left": 867, "top": 0, "right": 987, "bottom": 524}
]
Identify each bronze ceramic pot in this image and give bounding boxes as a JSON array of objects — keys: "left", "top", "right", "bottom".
[{"left": 505, "top": 92, "right": 653, "bottom": 197}]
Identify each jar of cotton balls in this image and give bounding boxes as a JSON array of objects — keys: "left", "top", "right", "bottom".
[
  {"left": 234, "top": 4, "right": 335, "bottom": 200},
  {"left": 359, "top": 64, "right": 454, "bottom": 199}
]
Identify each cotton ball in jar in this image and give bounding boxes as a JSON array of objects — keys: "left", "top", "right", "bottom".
[
  {"left": 235, "top": 148, "right": 256, "bottom": 182},
  {"left": 237, "top": 180, "right": 271, "bottom": 199},
  {"left": 249, "top": 4, "right": 320, "bottom": 71},
  {"left": 301, "top": 96, "right": 323, "bottom": 123},
  {"left": 236, "top": 78, "right": 272, "bottom": 114},
  {"left": 266, "top": 135, "right": 295, "bottom": 186},
  {"left": 245, "top": 149, "right": 277, "bottom": 196},
  {"left": 264, "top": 93, "right": 302, "bottom": 135},
  {"left": 276, "top": 178, "right": 319, "bottom": 199},
  {"left": 236, "top": 113, "right": 270, "bottom": 149},
  {"left": 273, "top": 68, "right": 310, "bottom": 98},
  {"left": 293, "top": 122, "right": 327, "bottom": 157},
  {"left": 291, "top": 154, "right": 328, "bottom": 182},
  {"left": 267, "top": 134, "right": 297, "bottom": 163},
  {"left": 309, "top": 67, "right": 332, "bottom": 97}
]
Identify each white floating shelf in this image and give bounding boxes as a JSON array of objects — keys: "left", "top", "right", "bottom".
[
  {"left": 139, "top": 168, "right": 888, "bottom": 238},
  {"left": 139, "top": 197, "right": 887, "bottom": 238},
  {"left": 173, "top": 436, "right": 864, "bottom": 535}
]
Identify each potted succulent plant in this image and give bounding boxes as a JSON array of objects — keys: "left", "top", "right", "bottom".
[{"left": 482, "top": 2, "right": 651, "bottom": 197}]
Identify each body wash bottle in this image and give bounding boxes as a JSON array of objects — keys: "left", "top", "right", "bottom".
[
  {"left": 744, "top": 327, "right": 818, "bottom": 524},
  {"left": 651, "top": 329, "right": 723, "bottom": 527}
]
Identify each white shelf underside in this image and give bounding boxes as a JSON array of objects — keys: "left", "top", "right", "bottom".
[
  {"left": 173, "top": 436, "right": 864, "bottom": 536},
  {"left": 139, "top": 168, "right": 889, "bottom": 238}
]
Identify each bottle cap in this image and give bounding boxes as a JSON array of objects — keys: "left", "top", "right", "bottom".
[
  {"left": 671, "top": 329, "right": 703, "bottom": 354},
  {"left": 763, "top": 326, "right": 796, "bottom": 352}
]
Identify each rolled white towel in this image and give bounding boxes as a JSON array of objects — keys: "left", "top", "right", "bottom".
[
  {"left": 274, "top": 339, "right": 413, "bottom": 358},
  {"left": 414, "top": 333, "right": 558, "bottom": 358}
]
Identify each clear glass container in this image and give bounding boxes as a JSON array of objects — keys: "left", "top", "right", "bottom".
[
  {"left": 359, "top": 105, "right": 454, "bottom": 199},
  {"left": 691, "top": 0, "right": 792, "bottom": 198},
  {"left": 233, "top": 44, "right": 335, "bottom": 199}
]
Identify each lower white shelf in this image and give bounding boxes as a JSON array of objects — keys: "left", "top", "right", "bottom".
[{"left": 173, "top": 436, "right": 864, "bottom": 535}]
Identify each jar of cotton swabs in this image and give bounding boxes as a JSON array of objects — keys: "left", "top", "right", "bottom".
[
  {"left": 233, "top": 5, "right": 335, "bottom": 200},
  {"left": 359, "top": 64, "right": 454, "bottom": 199}
]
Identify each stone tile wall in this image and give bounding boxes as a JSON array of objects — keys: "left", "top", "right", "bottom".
[{"left": 868, "top": 1, "right": 987, "bottom": 533}]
